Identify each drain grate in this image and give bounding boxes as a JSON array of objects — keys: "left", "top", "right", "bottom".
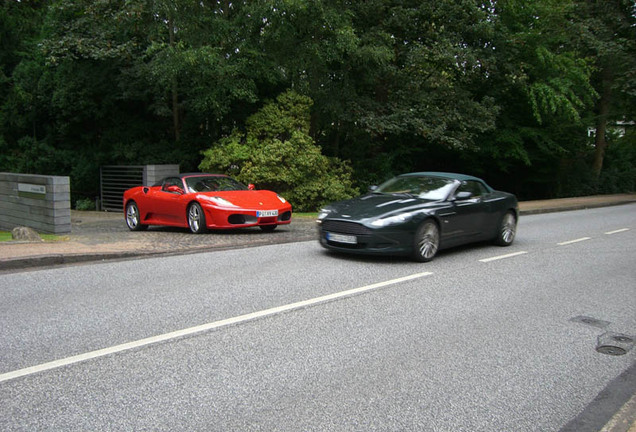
[
  {"left": 569, "top": 316, "right": 634, "bottom": 356},
  {"left": 570, "top": 315, "right": 611, "bottom": 329},
  {"left": 596, "top": 332, "right": 634, "bottom": 356},
  {"left": 596, "top": 346, "right": 627, "bottom": 356}
]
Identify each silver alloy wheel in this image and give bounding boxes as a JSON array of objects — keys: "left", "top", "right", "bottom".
[
  {"left": 126, "top": 203, "right": 139, "bottom": 229},
  {"left": 414, "top": 221, "right": 439, "bottom": 262},
  {"left": 125, "top": 202, "right": 147, "bottom": 231},
  {"left": 188, "top": 203, "right": 207, "bottom": 234},
  {"left": 497, "top": 212, "right": 517, "bottom": 246}
]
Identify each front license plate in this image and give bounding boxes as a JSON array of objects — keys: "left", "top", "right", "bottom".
[
  {"left": 257, "top": 210, "right": 278, "bottom": 217},
  {"left": 326, "top": 232, "right": 357, "bottom": 244}
]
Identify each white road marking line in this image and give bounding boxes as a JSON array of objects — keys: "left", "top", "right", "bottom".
[
  {"left": 479, "top": 251, "right": 528, "bottom": 263},
  {"left": 558, "top": 237, "right": 591, "bottom": 246},
  {"left": 605, "top": 228, "right": 629, "bottom": 235},
  {"left": 0, "top": 271, "right": 432, "bottom": 384}
]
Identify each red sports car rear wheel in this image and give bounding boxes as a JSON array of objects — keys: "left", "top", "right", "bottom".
[{"left": 125, "top": 202, "right": 147, "bottom": 231}]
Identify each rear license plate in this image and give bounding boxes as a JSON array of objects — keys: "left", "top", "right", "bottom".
[
  {"left": 326, "top": 232, "right": 357, "bottom": 244},
  {"left": 257, "top": 210, "right": 278, "bottom": 217}
]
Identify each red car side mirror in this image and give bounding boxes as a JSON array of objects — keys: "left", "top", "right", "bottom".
[
  {"left": 248, "top": 183, "right": 255, "bottom": 190},
  {"left": 166, "top": 185, "right": 184, "bottom": 194}
]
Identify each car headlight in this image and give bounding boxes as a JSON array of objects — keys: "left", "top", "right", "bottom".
[
  {"left": 277, "top": 194, "right": 287, "bottom": 204},
  {"left": 370, "top": 213, "right": 413, "bottom": 227},
  {"left": 201, "top": 196, "right": 237, "bottom": 207},
  {"left": 317, "top": 208, "right": 332, "bottom": 220}
]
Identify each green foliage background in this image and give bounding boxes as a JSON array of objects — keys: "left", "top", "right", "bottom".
[{"left": 1, "top": 0, "right": 634, "bottom": 210}]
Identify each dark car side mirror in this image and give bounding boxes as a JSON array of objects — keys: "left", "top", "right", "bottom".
[{"left": 454, "top": 191, "right": 473, "bottom": 200}]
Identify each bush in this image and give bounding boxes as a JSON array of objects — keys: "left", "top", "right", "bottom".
[
  {"left": 75, "top": 197, "right": 96, "bottom": 211},
  {"left": 199, "top": 90, "right": 358, "bottom": 211}
]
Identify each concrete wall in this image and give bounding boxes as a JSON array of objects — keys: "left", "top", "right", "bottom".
[
  {"left": 0, "top": 173, "right": 71, "bottom": 234},
  {"left": 143, "top": 165, "right": 180, "bottom": 186}
]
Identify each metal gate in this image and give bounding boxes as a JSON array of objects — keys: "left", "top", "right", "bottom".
[
  {"left": 100, "top": 165, "right": 180, "bottom": 211},
  {"left": 100, "top": 166, "right": 144, "bottom": 211}
]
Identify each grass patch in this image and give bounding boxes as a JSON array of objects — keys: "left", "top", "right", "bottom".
[
  {"left": 41, "top": 233, "right": 69, "bottom": 242},
  {"left": 0, "top": 231, "right": 68, "bottom": 242},
  {"left": 295, "top": 212, "right": 318, "bottom": 219}
]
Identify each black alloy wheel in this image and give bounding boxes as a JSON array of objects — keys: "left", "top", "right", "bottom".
[{"left": 494, "top": 211, "right": 517, "bottom": 246}]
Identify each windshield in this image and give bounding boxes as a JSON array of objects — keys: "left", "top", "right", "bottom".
[
  {"left": 185, "top": 176, "right": 248, "bottom": 193},
  {"left": 375, "top": 175, "right": 458, "bottom": 200}
]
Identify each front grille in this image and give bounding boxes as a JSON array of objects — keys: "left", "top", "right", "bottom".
[
  {"left": 228, "top": 214, "right": 258, "bottom": 224},
  {"left": 322, "top": 220, "right": 372, "bottom": 235},
  {"left": 228, "top": 214, "right": 246, "bottom": 224}
]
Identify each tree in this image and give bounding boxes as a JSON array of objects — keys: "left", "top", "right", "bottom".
[
  {"left": 475, "top": 0, "right": 599, "bottom": 197},
  {"left": 0, "top": 1, "right": 70, "bottom": 183},
  {"left": 14, "top": 0, "right": 284, "bottom": 200},
  {"left": 199, "top": 90, "right": 357, "bottom": 211},
  {"left": 40, "top": 0, "right": 266, "bottom": 153},
  {"left": 2, "top": 0, "right": 633, "bottom": 204},
  {"left": 573, "top": 0, "right": 636, "bottom": 177},
  {"left": 318, "top": 0, "right": 502, "bottom": 185}
]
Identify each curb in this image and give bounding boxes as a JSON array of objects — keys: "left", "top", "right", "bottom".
[
  {"left": 0, "top": 252, "right": 143, "bottom": 272},
  {"left": 0, "top": 236, "right": 318, "bottom": 272},
  {"left": 519, "top": 199, "right": 636, "bottom": 215}
]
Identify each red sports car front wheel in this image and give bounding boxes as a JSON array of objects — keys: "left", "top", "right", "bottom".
[{"left": 188, "top": 203, "right": 208, "bottom": 234}]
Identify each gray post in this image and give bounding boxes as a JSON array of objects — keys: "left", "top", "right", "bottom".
[{"left": 0, "top": 173, "right": 71, "bottom": 234}]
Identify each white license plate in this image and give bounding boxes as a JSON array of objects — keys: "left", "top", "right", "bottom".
[
  {"left": 326, "top": 232, "right": 357, "bottom": 244},
  {"left": 257, "top": 210, "right": 278, "bottom": 217}
]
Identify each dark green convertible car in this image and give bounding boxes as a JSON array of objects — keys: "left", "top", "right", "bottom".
[{"left": 317, "top": 172, "right": 518, "bottom": 262}]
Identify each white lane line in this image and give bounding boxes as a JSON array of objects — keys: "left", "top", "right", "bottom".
[
  {"left": 479, "top": 251, "right": 528, "bottom": 263},
  {"left": 605, "top": 228, "right": 629, "bottom": 235},
  {"left": 558, "top": 237, "right": 591, "bottom": 246},
  {"left": 0, "top": 271, "right": 432, "bottom": 384}
]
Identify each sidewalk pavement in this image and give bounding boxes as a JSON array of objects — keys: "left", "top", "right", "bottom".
[{"left": 1, "top": 193, "right": 635, "bottom": 272}]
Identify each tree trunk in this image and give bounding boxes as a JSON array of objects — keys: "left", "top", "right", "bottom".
[
  {"left": 592, "top": 67, "right": 613, "bottom": 177},
  {"left": 168, "top": 17, "right": 180, "bottom": 142}
]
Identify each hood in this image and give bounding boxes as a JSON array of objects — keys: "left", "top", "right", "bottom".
[
  {"left": 196, "top": 190, "right": 287, "bottom": 209},
  {"left": 325, "top": 194, "right": 440, "bottom": 220}
]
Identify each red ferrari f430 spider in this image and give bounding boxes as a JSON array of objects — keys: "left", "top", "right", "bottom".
[{"left": 123, "top": 173, "right": 292, "bottom": 233}]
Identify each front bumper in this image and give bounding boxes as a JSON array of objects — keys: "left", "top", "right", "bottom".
[
  {"left": 204, "top": 207, "right": 292, "bottom": 229},
  {"left": 317, "top": 221, "right": 413, "bottom": 256}
]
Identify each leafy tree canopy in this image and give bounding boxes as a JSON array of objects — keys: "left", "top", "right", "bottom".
[{"left": 1, "top": 0, "right": 634, "bottom": 207}]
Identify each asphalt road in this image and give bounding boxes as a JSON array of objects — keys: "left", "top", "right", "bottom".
[{"left": 1, "top": 204, "right": 635, "bottom": 431}]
